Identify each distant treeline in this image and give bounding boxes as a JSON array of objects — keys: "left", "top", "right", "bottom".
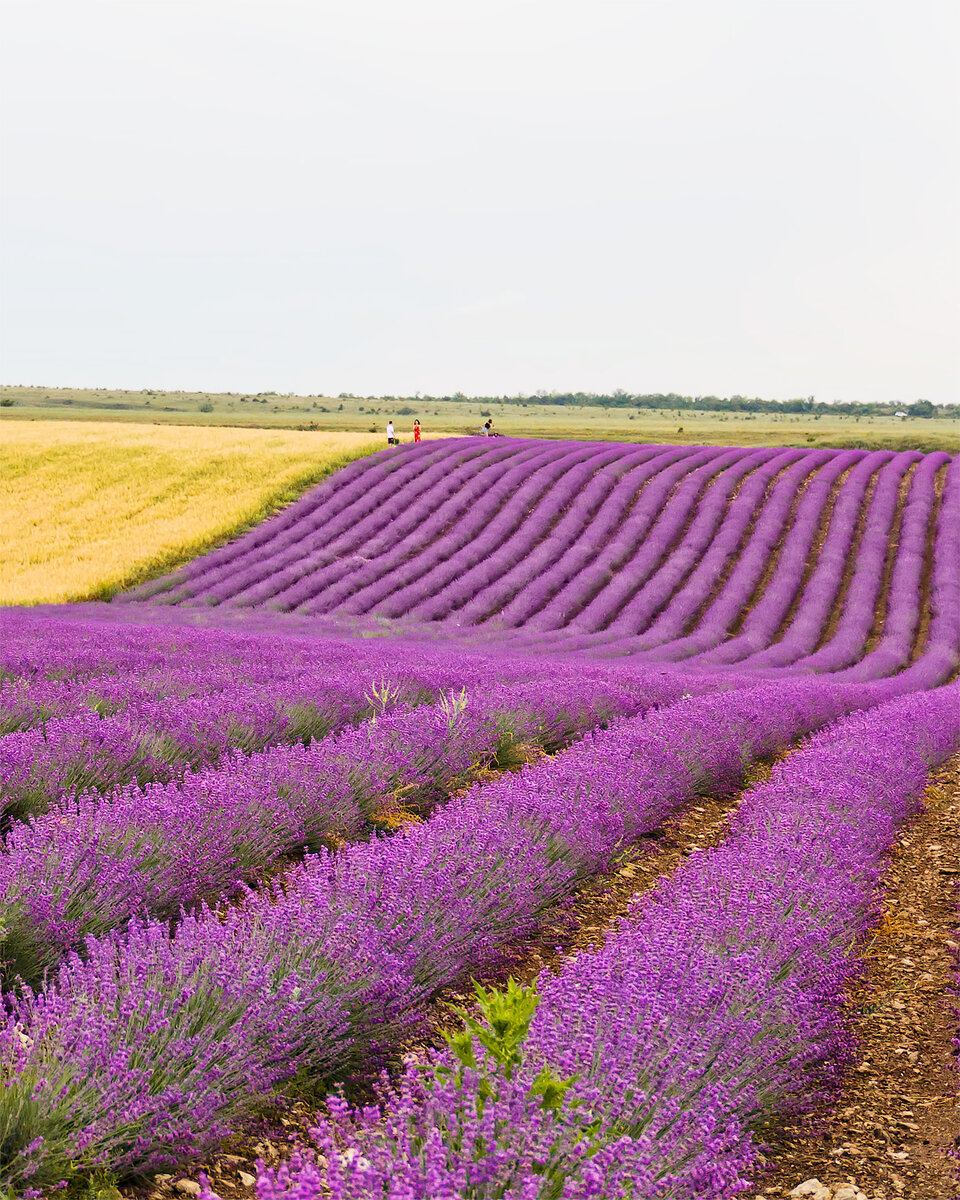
[{"left": 361, "top": 391, "right": 956, "bottom": 419}]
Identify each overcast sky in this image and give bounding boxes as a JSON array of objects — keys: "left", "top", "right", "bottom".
[{"left": 1, "top": 0, "right": 957, "bottom": 403}]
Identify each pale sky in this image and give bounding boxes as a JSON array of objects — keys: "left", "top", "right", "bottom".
[{"left": 1, "top": 0, "right": 957, "bottom": 403}]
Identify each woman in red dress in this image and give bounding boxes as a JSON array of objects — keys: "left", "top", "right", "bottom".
[{"left": 413, "top": 420, "right": 421, "bottom": 443}]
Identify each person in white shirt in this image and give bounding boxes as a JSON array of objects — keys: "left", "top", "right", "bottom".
[{"left": 386, "top": 420, "right": 395, "bottom": 445}]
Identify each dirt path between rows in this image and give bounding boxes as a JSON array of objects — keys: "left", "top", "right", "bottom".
[{"left": 747, "top": 757, "right": 960, "bottom": 1200}]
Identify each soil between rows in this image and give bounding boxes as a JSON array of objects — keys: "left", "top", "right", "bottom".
[{"left": 745, "top": 757, "right": 960, "bottom": 1200}]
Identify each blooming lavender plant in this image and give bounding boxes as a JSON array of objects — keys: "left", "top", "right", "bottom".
[
  {"left": 0, "top": 676, "right": 659, "bottom": 983},
  {"left": 0, "top": 677, "right": 890, "bottom": 1190},
  {"left": 269, "top": 685, "right": 959, "bottom": 1199}
]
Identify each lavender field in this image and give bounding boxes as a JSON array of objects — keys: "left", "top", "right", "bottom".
[{"left": 1, "top": 437, "right": 958, "bottom": 1199}]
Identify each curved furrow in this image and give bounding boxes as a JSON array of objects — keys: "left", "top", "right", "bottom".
[
  {"left": 429, "top": 445, "right": 636, "bottom": 627},
  {"left": 558, "top": 447, "right": 748, "bottom": 637},
  {"left": 905, "top": 455, "right": 960, "bottom": 673},
  {"left": 453, "top": 445, "right": 662, "bottom": 627},
  {"left": 493, "top": 447, "right": 689, "bottom": 629},
  {"left": 513, "top": 445, "right": 701, "bottom": 634},
  {"left": 134, "top": 442, "right": 455, "bottom": 605},
  {"left": 260, "top": 442, "right": 532, "bottom": 612},
  {"left": 114, "top": 445, "right": 422, "bottom": 604},
  {"left": 207, "top": 442, "right": 505, "bottom": 609},
  {"left": 602, "top": 447, "right": 780, "bottom": 636},
  {"left": 841, "top": 454, "right": 959, "bottom": 691},
  {"left": 596, "top": 447, "right": 809, "bottom": 656},
  {"left": 787, "top": 452, "right": 921, "bottom": 674},
  {"left": 693, "top": 449, "right": 867, "bottom": 666},
  {"left": 521, "top": 447, "right": 732, "bottom": 644},
  {"left": 824, "top": 454, "right": 947, "bottom": 681},
  {"left": 391, "top": 443, "right": 609, "bottom": 622},
  {"left": 732, "top": 450, "right": 895, "bottom": 669},
  {"left": 320, "top": 442, "right": 576, "bottom": 619},
  {"left": 908, "top": 459, "right": 953, "bottom": 666},
  {"left": 341, "top": 443, "right": 597, "bottom": 620},
  {"left": 311, "top": 444, "right": 629, "bottom": 623}
]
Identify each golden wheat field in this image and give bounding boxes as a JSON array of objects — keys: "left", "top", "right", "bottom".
[{"left": 1, "top": 421, "right": 387, "bottom": 605}]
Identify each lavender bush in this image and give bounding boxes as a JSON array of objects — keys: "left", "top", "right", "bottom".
[
  {"left": 268, "top": 685, "right": 959, "bottom": 1199},
  {"left": 0, "top": 675, "right": 667, "bottom": 983},
  {"left": 0, "top": 677, "right": 891, "bottom": 1190}
]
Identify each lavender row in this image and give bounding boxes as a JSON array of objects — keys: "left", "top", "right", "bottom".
[
  {"left": 593, "top": 447, "right": 949, "bottom": 679},
  {"left": 842, "top": 452, "right": 948, "bottom": 678},
  {"left": 0, "top": 671, "right": 427, "bottom": 823},
  {"left": 219, "top": 441, "right": 523, "bottom": 611},
  {"left": 0, "top": 675, "right": 664, "bottom": 985},
  {"left": 677, "top": 449, "right": 956, "bottom": 686},
  {"left": 443, "top": 446, "right": 662, "bottom": 627},
  {"left": 0, "top": 606, "right": 507, "bottom": 696},
  {"left": 560, "top": 447, "right": 742, "bottom": 635},
  {"left": 821, "top": 451, "right": 958, "bottom": 686},
  {"left": 272, "top": 442, "right": 582, "bottom": 617},
  {"left": 494, "top": 446, "right": 695, "bottom": 629},
  {"left": 99, "top": 441, "right": 954, "bottom": 686},
  {"left": 332, "top": 443, "right": 692, "bottom": 626},
  {"left": 509, "top": 445, "right": 723, "bottom": 639},
  {"left": 687, "top": 449, "right": 866, "bottom": 665},
  {"left": 380, "top": 444, "right": 636, "bottom": 624},
  {"left": 280, "top": 683, "right": 960, "bottom": 1200},
  {"left": 496, "top": 447, "right": 773, "bottom": 643},
  {"left": 339, "top": 443, "right": 616, "bottom": 621},
  {"left": 282, "top": 442, "right": 584, "bottom": 616},
  {"left": 602, "top": 447, "right": 783, "bottom": 636},
  {"left": 636, "top": 450, "right": 836, "bottom": 659},
  {"left": 791, "top": 450, "right": 925, "bottom": 674},
  {"left": 738, "top": 450, "right": 906, "bottom": 669},
  {"left": 155, "top": 441, "right": 551, "bottom": 609},
  {"left": 514, "top": 446, "right": 858, "bottom": 655},
  {"left": 0, "top": 677, "right": 883, "bottom": 1191},
  {"left": 1, "top": 610, "right": 679, "bottom": 818},
  {"left": 617, "top": 447, "right": 817, "bottom": 653}
]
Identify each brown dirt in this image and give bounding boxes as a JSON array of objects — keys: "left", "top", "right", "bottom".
[
  {"left": 812, "top": 463, "right": 884, "bottom": 652},
  {"left": 745, "top": 757, "right": 960, "bottom": 1200},
  {"left": 728, "top": 459, "right": 853, "bottom": 641},
  {"left": 910, "top": 461, "right": 950, "bottom": 665},
  {"left": 595, "top": 451, "right": 755, "bottom": 629},
  {"left": 681, "top": 453, "right": 802, "bottom": 637},
  {"left": 863, "top": 462, "right": 922, "bottom": 656}
]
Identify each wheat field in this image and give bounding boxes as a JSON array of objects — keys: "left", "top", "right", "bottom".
[{"left": 1, "top": 421, "right": 385, "bottom": 604}]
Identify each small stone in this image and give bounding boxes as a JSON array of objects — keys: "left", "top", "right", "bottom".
[
  {"left": 220, "top": 1156, "right": 245, "bottom": 1166},
  {"left": 174, "top": 1184, "right": 201, "bottom": 1197},
  {"left": 155, "top": 1177, "right": 173, "bottom": 1186},
  {"left": 833, "top": 1187, "right": 864, "bottom": 1200},
  {"left": 789, "top": 1182, "right": 829, "bottom": 1200},
  {"left": 238, "top": 1172, "right": 256, "bottom": 1188}
]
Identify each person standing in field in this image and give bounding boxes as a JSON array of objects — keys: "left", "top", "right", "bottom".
[
  {"left": 386, "top": 420, "right": 395, "bottom": 446},
  {"left": 413, "top": 419, "right": 421, "bottom": 443}
]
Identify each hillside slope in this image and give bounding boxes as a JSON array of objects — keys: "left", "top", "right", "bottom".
[{"left": 120, "top": 438, "right": 959, "bottom": 677}]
